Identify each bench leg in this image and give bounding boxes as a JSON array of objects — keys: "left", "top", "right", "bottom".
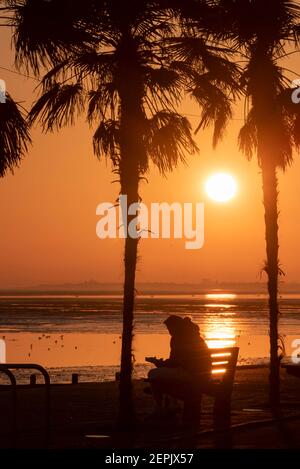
[
  {"left": 213, "top": 393, "right": 231, "bottom": 431},
  {"left": 183, "top": 395, "right": 202, "bottom": 428},
  {"left": 213, "top": 394, "right": 233, "bottom": 448}
]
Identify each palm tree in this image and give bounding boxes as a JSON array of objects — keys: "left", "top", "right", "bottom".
[
  {"left": 4, "top": 0, "right": 199, "bottom": 428},
  {"left": 0, "top": 93, "right": 30, "bottom": 177},
  {"left": 190, "top": 0, "right": 300, "bottom": 408},
  {"left": 6, "top": 0, "right": 241, "bottom": 426}
]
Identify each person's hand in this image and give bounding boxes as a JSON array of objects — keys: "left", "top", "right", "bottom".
[
  {"left": 145, "top": 356, "right": 164, "bottom": 367},
  {"left": 145, "top": 356, "right": 158, "bottom": 364}
]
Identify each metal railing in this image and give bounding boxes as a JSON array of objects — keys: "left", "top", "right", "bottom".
[{"left": 0, "top": 364, "right": 50, "bottom": 447}]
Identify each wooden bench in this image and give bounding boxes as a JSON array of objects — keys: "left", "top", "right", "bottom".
[
  {"left": 204, "top": 346, "right": 239, "bottom": 428},
  {"left": 164, "top": 346, "right": 239, "bottom": 428}
]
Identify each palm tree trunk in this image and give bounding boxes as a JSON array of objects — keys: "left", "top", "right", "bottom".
[
  {"left": 261, "top": 157, "right": 280, "bottom": 408},
  {"left": 118, "top": 173, "right": 139, "bottom": 429},
  {"left": 117, "top": 44, "right": 144, "bottom": 426},
  {"left": 254, "top": 44, "right": 281, "bottom": 408}
]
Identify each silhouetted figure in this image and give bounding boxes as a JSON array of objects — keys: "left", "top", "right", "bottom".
[{"left": 146, "top": 315, "right": 211, "bottom": 424}]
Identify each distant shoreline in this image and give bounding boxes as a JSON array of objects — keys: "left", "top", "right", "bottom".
[
  {"left": 1, "top": 287, "right": 300, "bottom": 296},
  {"left": 1, "top": 280, "right": 300, "bottom": 295}
]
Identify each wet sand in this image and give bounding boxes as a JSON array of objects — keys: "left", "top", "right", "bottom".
[{"left": 0, "top": 367, "right": 300, "bottom": 448}]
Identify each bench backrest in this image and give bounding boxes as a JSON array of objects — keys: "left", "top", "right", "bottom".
[{"left": 209, "top": 346, "right": 239, "bottom": 389}]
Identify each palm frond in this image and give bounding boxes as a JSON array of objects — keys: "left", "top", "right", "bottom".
[
  {"left": 238, "top": 109, "right": 257, "bottom": 161},
  {"left": 87, "top": 83, "right": 118, "bottom": 123},
  {"left": 0, "top": 93, "right": 30, "bottom": 177},
  {"left": 6, "top": 0, "right": 96, "bottom": 73},
  {"left": 169, "top": 36, "right": 232, "bottom": 67},
  {"left": 192, "top": 75, "right": 234, "bottom": 147},
  {"left": 93, "top": 119, "right": 120, "bottom": 165},
  {"left": 146, "top": 110, "right": 198, "bottom": 174},
  {"left": 145, "top": 67, "right": 183, "bottom": 93},
  {"left": 239, "top": 103, "right": 294, "bottom": 169},
  {"left": 29, "top": 82, "right": 85, "bottom": 131},
  {"left": 71, "top": 50, "right": 116, "bottom": 81}
]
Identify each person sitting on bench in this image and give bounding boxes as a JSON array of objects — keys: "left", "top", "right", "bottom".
[{"left": 146, "top": 315, "right": 211, "bottom": 420}]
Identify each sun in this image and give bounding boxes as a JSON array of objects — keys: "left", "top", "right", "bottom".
[{"left": 205, "top": 173, "right": 237, "bottom": 203}]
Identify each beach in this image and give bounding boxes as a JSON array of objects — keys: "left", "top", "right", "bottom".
[
  {"left": 1, "top": 367, "right": 300, "bottom": 449},
  {"left": 1, "top": 291, "right": 300, "bottom": 450}
]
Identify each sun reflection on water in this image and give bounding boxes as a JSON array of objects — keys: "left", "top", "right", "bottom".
[
  {"left": 204, "top": 304, "right": 235, "bottom": 309},
  {"left": 203, "top": 313, "right": 237, "bottom": 349},
  {"left": 205, "top": 293, "right": 237, "bottom": 300}
]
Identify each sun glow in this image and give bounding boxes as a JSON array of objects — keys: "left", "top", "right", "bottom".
[
  {"left": 205, "top": 293, "right": 237, "bottom": 300},
  {"left": 205, "top": 173, "right": 237, "bottom": 203},
  {"left": 205, "top": 321, "right": 237, "bottom": 349}
]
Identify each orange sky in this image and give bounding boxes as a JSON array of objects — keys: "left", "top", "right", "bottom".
[{"left": 1, "top": 28, "right": 300, "bottom": 288}]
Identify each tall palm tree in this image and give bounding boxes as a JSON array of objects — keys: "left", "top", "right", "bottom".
[
  {"left": 4, "top": 0, "right": 197, "bottom": 428},
  {"left": 191, "top": 0, "right": 300, "bottom": 408},
  {"left": 5, "top": 0, "right": 240, "bottom": 425}
]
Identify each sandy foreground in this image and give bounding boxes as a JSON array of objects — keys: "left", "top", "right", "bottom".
[{"left": 0, "top": 367, "right": 300, "bottom": 449}]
